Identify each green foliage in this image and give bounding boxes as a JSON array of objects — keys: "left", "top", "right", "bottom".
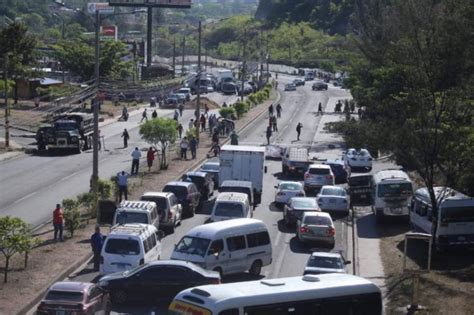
[
  {"left": 219, "top": 107, "right": 236, "bottom": 119},
  {"left": 62, "top": 198, "right": 78, "bottom": 212},
  {"left": 0, "top": 216, "right": 38, "bottom": 283},
  {"left": 139, "top": 118, "right": 178, "bottom": 169},
  {"left": 248, "top": 94, "right": 258, "bottom": 106},
  {"left": 97, "top": 179, "right": 112, "bottom": 200},
  {"left": 64, "top": 207, "right": 81, "bottom": 238},
  {"left": 185, "top": 127, "right": 198, "bottom": 140},
  {"left": 77, "top": 192, "right": 95, "bottom": 218},
  {"left": 233, "top": 102, "right": 247, "bottom": 118}
]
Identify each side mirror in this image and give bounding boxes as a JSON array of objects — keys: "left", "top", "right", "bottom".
[
  {"left": 274, "top": 185, "right": 278, "bottom": 189},
  {"left": 345, "top": 260, "right": 352, "bottom": 265},
  {"left": 264, "top": 166, "right": 268, "bottom": 173}
]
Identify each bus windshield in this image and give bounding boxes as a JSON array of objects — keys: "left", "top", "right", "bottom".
[
  {"left": 441, "top": 206, "right": 474, "bottom": 223},
  {"left": 377, "top": 183, "right": 412, "bottom": 198},
  {"left": 175, "top": 236, "right": 210, "bottom": 257}
]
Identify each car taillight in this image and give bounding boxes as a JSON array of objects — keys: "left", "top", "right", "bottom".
[
  {"left": 139, "top": 258, "right": 144, "bottom": 265},
  {"left": 300, "top": 226, "right": 309, "bottom": 233},
  {"left": 327, "top": 227, "right": 335, "bottom": 236},
  {"left": 100, "top": 256, "right": 104, "bottom": 264}
]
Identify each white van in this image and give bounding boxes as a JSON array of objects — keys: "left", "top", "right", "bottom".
[
  {"left": 100, "top": 224, "right": 161, "bottom": 275},
  {"left": 171, "top": 218, "right": 272, "bottom": 276},
  {"left": 210, "top": 192, "right": 251, "bottom": 222},
  {"left": 113, "top": 200, "right": 159, "bottom": 231}
]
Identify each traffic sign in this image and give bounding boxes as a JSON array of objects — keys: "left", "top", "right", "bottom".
[{"left": 87, "top": 2, "right": 115, "bottom": 14}]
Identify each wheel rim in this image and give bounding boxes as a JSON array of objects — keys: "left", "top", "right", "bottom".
[{"left": 250, "top": 261, "right": 261, "bottom": 275}]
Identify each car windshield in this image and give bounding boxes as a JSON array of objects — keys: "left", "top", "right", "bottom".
[
  {"left": 116, "top": 211, "right": 148, "bottom": 225},
  {"left": 307, "top": 256, "right": 344, "bottom": 269},
  {"left": 163, "top": 186, "right": 188, "bottom": 199},
  {"left": 141, "top": 196, "right": 167, "bottom": 210},
  {"left": 214, "top": 203, "right": 244, "bottom": 217},
  {"left": 377, "top": 183, "right": 412, "bottom": 198},
  {"left": 55, "top": 122, "right": 77, "bottom": 130},
  {"left": 321, "top": 187, "right": 345, "bottom": 197},
  {"left": 291, "top": 199, "right": 317, "bottom": 209},
  {"left": 280, "top": 183, "right": 301, "bottom": 190},
  {"left": 175, "top": 236, "right": 210, "bottom": 257},
  {"left": 45, "top": 290, "right": 84, "bottom": 302},
  {"left": 441, "top": 206, "right": 474, "bottom": 223},
  {"left": 309, "top": 168, "right": 329, "bottom": 175},
  {"left": 304, "top": 216, "right": 331, "bottom": 225},
  {"left": 201, "top": 163, "right": 219, "bottom": 171},
  {"left": 105, "top": 239, "right": 140, "bottom": 255}
]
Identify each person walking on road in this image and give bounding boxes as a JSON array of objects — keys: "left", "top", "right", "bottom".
[
  {"left": 189, "top": 136, "right": 198, "bottom": 159},
  {"left": 272, "top": 115, "right": 278, "bottom": 132},
  {"left": 200, "top": 114, "right": 206, "bottom": 132},
  {"left": 178, "top": 103, "right": 184, "bottom": 116},
  {"left": 268, "top": 104, "right": 274, "bottom": 117},
  {"left": 209, "top": 141, "right": 220, "bottom": 157},
  {"left": 266, "top": 125, "right": 272, "bottom": 145},
  {"left": 180, "top": 137, "right": 189, "bottom": 160},
  {"left": 117, "top": 171, "right": 129, "bottom": 202},
  {"left": 177, "top": 123, "right": 184, "bottom": 139},
  {"left": 140, "top": 108, "right": 148, "bottom": 123},
  {"left": 276, "top": 103, "right": 282, "bottom": 118},
  {"left": 230, "top": 130, "right": 239, "bottom": 145},
  {"left": 318, "top": 102, "right": 323, "bottom": 115},
  {"left": 90, "top": 226, "right": 104, "bottom": 271},
  {"left": 151, "top": 110, "right": 158, "bottom": 119},
  {"left": 121, "top": 129, "right": 130, "bottom": 148},
  {"left": 131, "top": 147, "right": 141, "bottom": 175},
  {"left": 146, "top": 147, "right": 156, "bottom": 172},
  {"left": 53, "top": 204, "right": 64, "bottom": 242},
  {"left": 296, "top": 122, "right": 303, "bottom": 141}
]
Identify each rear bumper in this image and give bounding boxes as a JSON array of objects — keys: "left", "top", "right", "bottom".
[{"left": 299, "top": 234, "right": 335, "bottom": 244}]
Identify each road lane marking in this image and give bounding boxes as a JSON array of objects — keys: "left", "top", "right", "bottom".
[
  {"left": 13, "top": 191, "right": 37, "bottom": 204},
  {"left": 60, "top": 171, "right": 78, "bottom": 182}
]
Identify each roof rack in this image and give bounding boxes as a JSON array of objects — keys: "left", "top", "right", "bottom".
[
  {"left": 119, "top": 200, "right": 154, "bottom": 210},
  {"left": 111, "top": 223, "right": 150, "bottom": 235}
]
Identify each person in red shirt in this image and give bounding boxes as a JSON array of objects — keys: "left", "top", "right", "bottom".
[
  {"left": 53, "top": 204, "right": 64, "bottom": 241},
  {"left": 147, "top": 147, "right": 156, "bottom": 172}
]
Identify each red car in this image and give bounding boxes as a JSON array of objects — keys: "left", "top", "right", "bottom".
[{"left": 36, "top": 281, "right": 110, "bottom": 315}]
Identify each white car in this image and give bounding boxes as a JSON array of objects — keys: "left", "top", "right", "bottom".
[
  {"left": 274, "top": 181, "right": 305, "bottom": 207},
  {"left": 343, "top": 148, "right": 373, "bottom": 171},
  {"left": 303, "top": 251, "right": 350, "bottom": 275},
  {"left": 317, "top": 185, "right": 350, "bottom": 213},
  {"left": 304, "top": 164, "right": 335, "bottom": 192},
  {"left": 284, "top": 83, "right": 296, "bottom": 91}
]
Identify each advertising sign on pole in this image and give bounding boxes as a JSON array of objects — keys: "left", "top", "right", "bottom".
[
  {"left": 100, "top": 25, "right": 118, "bottom": 41},
  {"left": 87, "top": 2, "right": 114, "bottom": 14},
  {"left": 108, "top": 0, "right": 191, "bottom": 8}
]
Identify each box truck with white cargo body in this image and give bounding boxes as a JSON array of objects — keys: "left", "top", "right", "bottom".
[{"left": 219, "top": 145, "right": 266, "bottom": 205}]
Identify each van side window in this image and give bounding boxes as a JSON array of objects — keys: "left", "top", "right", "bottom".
[
  {"left": 417, "top": 203, "right": 428, "bottom": 217},
  {"left": 219, "top": 309, "right": 239, "bottom": 315},
  {"left": 143, "top": 238, "right": 150, "bottom": 253},
  {"left": 207, "top": 239, "right": 224, "bottom": 256},
  {"left": 226, "top": 236, "right": 246, "bottom": 251},
  {"left": 150, "top": 234, "right": 157, "bottom": 247},
  {"left": 247, "top": 231, "right": 270, "bottom": 248}
]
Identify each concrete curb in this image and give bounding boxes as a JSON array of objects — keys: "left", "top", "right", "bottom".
[{"left": 18, "top": 253, "right": 93, "bottom": 315}]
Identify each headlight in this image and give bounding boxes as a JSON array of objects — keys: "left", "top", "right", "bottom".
[{"left": 98, "top": 280, "right": 109, "bottom": 287}]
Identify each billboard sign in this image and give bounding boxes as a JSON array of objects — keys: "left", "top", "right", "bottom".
[
  {"left": 108, "top": 0, "right": 191, "bottom": 8},
  {"left": 100, "top": 25, "right": 118, "bottom": 41},
  {"left": 87, "top": 3, "right": 114, "bottom": 14}
]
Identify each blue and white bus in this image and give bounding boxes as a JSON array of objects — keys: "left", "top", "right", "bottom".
[{"left": 410, "top": 186, "right": 474, "bottom": 251}]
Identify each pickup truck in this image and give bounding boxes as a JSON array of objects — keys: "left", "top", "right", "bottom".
[{"left": 281, "top": 147, "right": 312, "bottom": 176}]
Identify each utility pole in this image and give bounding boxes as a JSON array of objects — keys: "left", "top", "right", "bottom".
[
  {"left": 196, "top": 21, "right": 201, "bottom": 142},
  {"left": 60, "top": 18, "right": 65, "bottom": 83},
  {"left": 205, "top": 50, "right": 207, "bottom": 72},
  {"left": 172, "top": 36, "right": 176, "bottom": 78},
  {"left": 241, "top": 28, "right": 247, "bottom": 102},
  {"left": 181, "top": 36, "right": 185, "bottom": 75},
  {"left": 146, "top": 7, "right": 152, "bottom": 66},
  {"left": 3, "top": 54, "right": 9, "bottom": 148},
  {"left": 259, "top": 30, "right": 263, "bottom": 89},
  {"left": 92, "top": 9, "right": 100, "bottom": 206}
]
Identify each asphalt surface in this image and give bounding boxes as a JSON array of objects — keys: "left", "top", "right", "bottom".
[{"left": 44, "top": 74, "right": 357, "bottom": 314}]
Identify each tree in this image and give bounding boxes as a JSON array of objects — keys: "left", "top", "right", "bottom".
[
  {"left": 0, "top": 216, "right": 38, "bottom": 283},
  {"left": 139, "top": 118, "right": 178, "bottom": 170},
  {"left": 62, "top": 198, "right": 81, "bottom": 237}
]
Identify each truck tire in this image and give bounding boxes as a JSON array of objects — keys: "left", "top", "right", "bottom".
[{"left": 249, "top": 260, "right": 262, "bottom": 276}]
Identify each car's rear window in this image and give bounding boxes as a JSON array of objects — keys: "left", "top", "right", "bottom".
[
  {"left": 190, "top": 176, "right": 205, "bottom": 187},
  {"left": 214, "top": 203, "right": 244, "bottom": 217},
  {"left": 291, "top": 199, "right": 317, "bottom": 209},
  {"left": 304, "top": 216, "right": 331, "bottom": 225},
  {"left": 116, "top": 211, "right": 148, "bottom": 225},
  {"left": 308, "top": 256, "right": 343, "bottom": 269},
  {"left": 163, "top": 186, "right": 188, "bottom": 199},
  {"left": 105, "top": 239, "right": 140, "bottom": 255},
  {"left": 280, "top": 183, "right": 301, "bottom": 190},
  {"left": 45, "top": 290, "right": 84, "bottom": 302},
  {"left": 309, "top": 168, "right": 330, "bottom": 175},
  {"left": 141, "top": 196, "right": 167, "bottom": 209},
  {"left": 321, "top": 187, "right": 346, "bottom": 197},
  {"left": 220, "top": 187, "right": 251, "bottom": 201}
]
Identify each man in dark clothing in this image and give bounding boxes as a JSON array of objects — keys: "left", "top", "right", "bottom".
[
  {"left": 268, "top": 104, "right": 274, "bottom": 117},
  {"left": 318, "top": 102, "right": 323, "bottom": 115},
  {"left": 151, "top": 110, "right": 158, "bottom": 119},
  {"left": 266, "top": 125, "right": 272, "bottom": 145},
  {"left": 296, "top": 122, "right": 303, "bottom": 140},
  {"left": 189, "top": 136, "right": 198, "bottom": 159},
  {"left": 121, "top": 129, "right": 130, "bottom": 148},
  {"left": 90, "top": 226, "right": 104, "bottom": 271},
  {"left": 276, "top": 103, "right": 282, "bottom": 118}
]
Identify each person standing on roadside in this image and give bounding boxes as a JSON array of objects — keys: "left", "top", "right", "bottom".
[
  {"left": 116, "top": 171, "right": 129, "bottom": 201},
  {"left": 131, "top": 147, "right": 141, "bottom": 175},
  {"left": 146, "top": 147, "right": 156, "bottom": 172},
  {"left": 151, "top": 110, "right": 158, "bottom": 119},
  {"left": 200, "top": 114, "right": 206, "bottom": 132},
  {"left": 121, "top": 129, "right": 130, "bottom": 148},
  {"left": 268, "top": 104, "right": 274, "bottom": 117},
  {"left": 296, "top": 122, "right": 303, "bottom": 141},
  {"left": 189, "top": 136, "right": 198, "bottom": 159},
  {"left": 177, "top": 123, "right": 184, "bottom": 139},
  {"left": 266, "top": 125, "right": 272, "bottom": 145},
  {"left": 53, "top": 204, "right": 64, "bottom": 242},
  {"left": 178, "top": 103, "right": 184, "bottom": 116},
  {"left": 276, "top": 103, "right": 282, "bottom": 118},
  {"left": 90, "top": 226, "right": 104, "bottom": 271},
  {"left": 180, "top": 137, "right": 189, "bottom": 160}
]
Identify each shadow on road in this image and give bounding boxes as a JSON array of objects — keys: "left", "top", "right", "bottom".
[
  {"left": 277, "top": 219, "right": 295, "bottom": 234},
  {"left": 289, "top": 236, "right": 334, "bottom": 254},
  {"left": 356, "top": 213, "right": 409, "bottom": 239}
]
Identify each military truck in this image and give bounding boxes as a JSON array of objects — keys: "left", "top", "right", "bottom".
[{"left": 36, "top": 112, "right": 94, "bottom": 154}]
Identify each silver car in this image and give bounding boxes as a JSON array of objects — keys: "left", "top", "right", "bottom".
[
  {"left": 303, "top": 251, "right": 350, "bottom": 275},
  {"left": 317, "top": 185, "right": 350, "bottom": 213},
  {"left": 296, "top": 211, "right": 335, "bottom": 246},
  {"left": 274, "top": 181, "right": 305, "bottom": 207},
  {"left": 304, "top": 164, "right": 335, "bottom": 191}
]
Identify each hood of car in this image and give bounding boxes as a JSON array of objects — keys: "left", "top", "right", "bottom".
[{"left": 304, "top": 267, "right": 345, "bottom": 274}]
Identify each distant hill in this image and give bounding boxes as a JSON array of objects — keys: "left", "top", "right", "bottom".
[{"left": 255, "top": 0, "right": 354, "bottom": 35}]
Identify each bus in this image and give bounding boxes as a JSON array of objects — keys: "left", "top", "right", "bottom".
[
  {"left": 410, "top": 186, "right": 474, "bottom": 251},
  {"left": 371, "top": 169, "right": 413, "bottom": 221},
  {"left": 169, "top": 274, "right": 382, "bottom": 315}
]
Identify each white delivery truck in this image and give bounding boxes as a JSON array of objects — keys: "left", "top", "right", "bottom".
[
  {"left": 219, "top": 145, "right": 266, "bottom": 205},
  {"left": 216, "top": 69, "right": 234, "bottom": 90}
]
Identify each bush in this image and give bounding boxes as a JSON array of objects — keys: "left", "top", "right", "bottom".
[
  {"left": 64, "top": 207, "right": 81, "bottom": 237},
  {"left": 219, "top": 107, "right": 236, "bottom": 119},
  {"left": 77, "top": 192, "right": 94, "bottom": 217},
  {"left": 186, "top": 127, "right": 198, "bottom": 139},
  {"left": 97, "top": 179, "right": 112, "bottom": 200},
  {"left": 244, "top": 100, "right": 252, "bottom": 110},
  {"left": 233, "top": 102, "right": 247, "bottom": 118},
  {"left": 248, "top": 94, "right": 258, "bottom": 105}
]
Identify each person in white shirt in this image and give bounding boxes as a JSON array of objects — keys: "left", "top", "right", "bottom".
[
  {"left": 116, "top": 171, "right": 130, "bottom": 201},
  {"left": 180, "top": 137, "right": 189, "bottom": 160},
  {"left": 131, "top": 147, "right": 142, "bottom": 175}
]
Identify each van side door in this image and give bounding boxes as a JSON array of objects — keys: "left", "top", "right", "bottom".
[{"left": 225, "top": 235, "right": 248, "bottom": 274}]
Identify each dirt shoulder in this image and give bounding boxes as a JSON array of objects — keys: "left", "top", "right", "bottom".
[
  {"left": 379, "top": 223, "right": 474, "bottom": 314},
  {"left": 0, "top": 91, "right": 277, "bottom": 315}
]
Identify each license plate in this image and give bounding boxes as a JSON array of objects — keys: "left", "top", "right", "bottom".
[
  {"left": 56, "top": 311, "right": 66, "bottom": 315},
  {"left": 391, "top": 208, "right": 402, "bottom": 214}
]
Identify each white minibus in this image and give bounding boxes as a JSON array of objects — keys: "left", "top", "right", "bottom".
[
  {"left": 210, "top": 192, "right": 251, "bottom": 222},
  {"left": 100, "top": 224, "right": 161, "bottom": 275},
  {"left": 371, "top": 169, "right": 413, "bottom": 221},
  {"left": 169, "top": 273, "right": 382, "bottom": 315},
  {"left": 171, "top": 218, "right": 271, "bottom": 276},
  {"left": 410, "top": 186, "right": 474, "bottom": 251},
  {"left": 113, "top": 200, "right": 159, "bottom": 231}
]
